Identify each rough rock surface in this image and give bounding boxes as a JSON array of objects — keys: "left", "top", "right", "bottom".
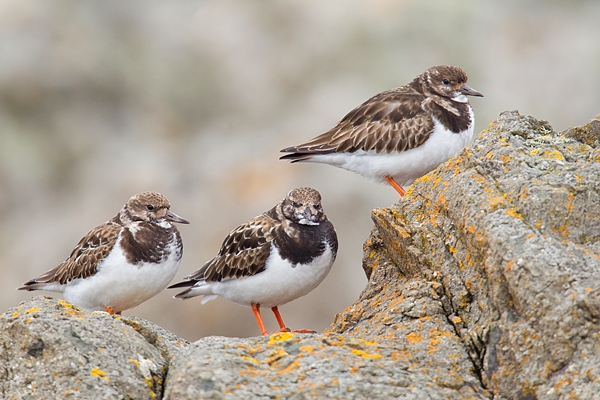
[
  {"left": 1, "top": 112, "right": 599, "bottom": 399},
  {"left": 0, "top": 296, "right": 188, "bottom": 399},
  {"left": 164, "top": 332, "right": 483, "bottom": 399},
  {"left": 331, "top": 111, "right": 600, "bottom": 399}
]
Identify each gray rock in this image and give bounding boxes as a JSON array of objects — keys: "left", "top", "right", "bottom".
[
  {"left": 0, "top": 296, "right": 188, "bottom": 400},
  {"left": 164, "top": 333, "right": 484, "bottom": 399},
  {"left": 331, "top": 111, "right": 600, "bottom": 399}
]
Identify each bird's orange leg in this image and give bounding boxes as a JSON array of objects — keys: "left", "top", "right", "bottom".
[
  {"left": 271, "top": 306, "right": 316, "bottom": 334},
  {"left": 384, "top": 175, "right": 406, "bottom": 196},
  {"left": 271, "top": 306, "right": 291, "bottom": 332},
  {"left": 252, "top": 303, "right": 269, "bottom": 336},
  {"left": 104, "top": 306, "right": 116, "bottom": 315}
]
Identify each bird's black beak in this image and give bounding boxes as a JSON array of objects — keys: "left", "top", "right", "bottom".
[
  {"left": 166, "top": 211, "right": 190, "bottom": 224},
  {"left": 460, "top": 83, "right": 484, "bottom": 97}
]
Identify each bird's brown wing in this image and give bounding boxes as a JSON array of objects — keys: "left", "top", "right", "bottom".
[
  {"left": 184, "top": 214, "right": 275, "bottom": 283},
  {"left": 280, "top": 88, "right": 435, "bottom": 159},
  {"left": 18, "top": 220, "right": 122, "bottom": 290}
]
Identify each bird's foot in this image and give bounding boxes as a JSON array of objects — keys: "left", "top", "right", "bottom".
[
  {"left": 102, "top": 307, "right": 121, "bottom": 316},
  {"left": 291, "top": 329, "right": 317, "bottom": 334}
]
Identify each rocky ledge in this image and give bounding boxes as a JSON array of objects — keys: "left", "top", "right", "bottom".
[{"left": 1, "top": 111, "right": 599, "bottom": 399}]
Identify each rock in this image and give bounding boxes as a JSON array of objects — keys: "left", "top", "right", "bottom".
[
  {"left": 0, "top": 296, "right": 188, "bottom": 399},
  {"left": 330, "top": 111, "right": 600, "bottom": 399},
  {"left": 164, "top": 332, "right": 483, "bottom": 399}
]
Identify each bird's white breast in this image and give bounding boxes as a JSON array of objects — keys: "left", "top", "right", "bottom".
[
  {"left": 62, "top": 232, "right": 182, "bottom": 312},
  {"left": 203, "top": 242, "right": 335, "bottom": 308}
]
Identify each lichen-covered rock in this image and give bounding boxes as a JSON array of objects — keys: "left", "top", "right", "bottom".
[
  {"left": 164, "top": 332, "right": 485, "bottom": 399},
  {"left": 0, "top": 296, "right": 188, "bottom": 399},
  {"left": 330, "top": 111, "right": 600, "bottom": 399}
]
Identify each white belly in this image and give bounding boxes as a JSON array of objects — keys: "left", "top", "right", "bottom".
[
  {"left": 308, "top": 115, "right": 474, "bottom": 187},
  {"left": 200, "top": 243, "right": 335, "bottom": 308},
  {"left": 62, "top": 236, "right": 182, "bottom": 312}
]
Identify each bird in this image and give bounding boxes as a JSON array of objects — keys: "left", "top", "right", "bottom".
[
  {"left": 168, "top": 187, "right": 338, "bottom": 336},
  {"left": 280, "top": 65, "right": 484, "bottom": 196},
  {"left": 18, "top": 192, "right": 189, "bottom": 315}
]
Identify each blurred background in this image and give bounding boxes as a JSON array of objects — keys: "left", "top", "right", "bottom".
[{"left": 1, "top": 0, "right": 599, "bottom": 341}]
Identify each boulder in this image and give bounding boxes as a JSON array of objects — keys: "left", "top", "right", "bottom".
[
  {"left": 0, "top": 296, "right": 188, "bottom": 399},
  {"left": 330, "top": 111, "right": 600, "bottom": 399},
  {"left": 164, "top": 332, "right": 483, "bottom": 399}
]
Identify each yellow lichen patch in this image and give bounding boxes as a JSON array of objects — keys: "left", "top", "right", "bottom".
[
  {"left": 487, "top": 196, "right": 506, "bottom": 210},
  {"left": 64, "top": 309, "right": 83, "bottom": 317},
  {"left": 354, "top": 338, "right": 378, "bottom": 347},
  {"left": 265, "top": 349, "right": 288, "bottom": 365},
  {"left": 526, "top": 233, "right": 536, "bottom": 240},
  {"left": 574, "top": 174, "right": 585, "bottom": 182},
  {"left": 91, "top": 368, "right": 110, "bottom": 382},
  {"left": 452, "top": 316, "right": 462, "bottom": 324},
  {"left": 500, "top": 155, "right": 511, "bottom": 164},
  {"left": 25, "top": 317, "right": 31, "bottom": 324},
  {"left": 529, "top": 149, "right": 539, "bottom": 156},
  {"left": 586, "top": 287, "right": 592, "bottom": 292},
  {"left": 276, "top": 358, "right": 303, "bottom": 374},
  {"left": 58, "top": 299, "right": 73, "bottom": 309},
  {"left": 427, "top": 344, "right": 439, "bottom": 354},
  {"left": 11, "top": 311, "right": 20, "bottom": 318},
  {"left": 350, "top": 349, "right": 382, "bottom": 359},
  {"left": 299, "top": 345, "right": 314, "bottom": 353},
  {"left": 405, "top": 333, "right": 423, "bottom": 344},
  {"left": 268, "top": 332, "right": 295, "bottom": 344},
  {"left": 25, "top": 307, "right": 40, "bottom": 314},
  {"left": 544, "top": 150, "right": 566, "bottom": 161},
  {"left": 505, "top": 208, "right": 523, "bottom": 219},
  {"left": 239, "top": 355, "right": 261, "bottom": 365}
]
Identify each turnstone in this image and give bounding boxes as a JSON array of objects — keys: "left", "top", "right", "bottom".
[
  {"left": 280, "top": 65, "right": 483, "bottom": 196},
  {"left": 168, "top": 187, "right": 338, "bottom": 336},
  {"left": 18, "top": 192, "right": 189, "bottom": 315}
]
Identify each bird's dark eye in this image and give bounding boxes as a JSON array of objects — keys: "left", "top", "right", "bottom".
[
  {"left": 442, "top": 79, "right": 450, "bottom": 85},
  {"left": 291, "top": 202, "right": 298, "bottom": 207},
  {"left": 146, "top": 204, "right": 155, "bottom": 211}
]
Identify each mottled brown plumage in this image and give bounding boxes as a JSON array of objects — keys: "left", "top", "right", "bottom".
[
  {"left": 281, "top": 65, "right": 480, "bottom": 159},
  {"left": 169, "top": 187, "right": 337, "bottom": 335},
  {"left": 171, "top": 187, "right": 333, "bottom": 286},
  {"left": 27, "top": 222, "right": 122, "bottom": 286},
  {"left": 18, "top": 192, "right": 189, "bottom": 314},
  {"left": 280, "top": 66, "right": 483, "bottom": 196}
]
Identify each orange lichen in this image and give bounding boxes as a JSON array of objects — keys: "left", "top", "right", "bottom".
[
  {"left": 351, "top": 349, "right": 382, "bottom": 359},
  {"left": 406, "top": 333, "right": 423, "bottom": 343},
  {"left": 505, "top": 208, "right": 523, "bottom": 219}
]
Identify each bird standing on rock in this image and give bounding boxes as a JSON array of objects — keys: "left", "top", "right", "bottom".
[
  {"left": 280, "top": 65, "right": 483, "bottom": 196},
  {"left": 169, "top": 187, "right": 338, "bottom": 336},
  {"left": 18, "top": 192, "right": 189, "bottom": 315}
]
